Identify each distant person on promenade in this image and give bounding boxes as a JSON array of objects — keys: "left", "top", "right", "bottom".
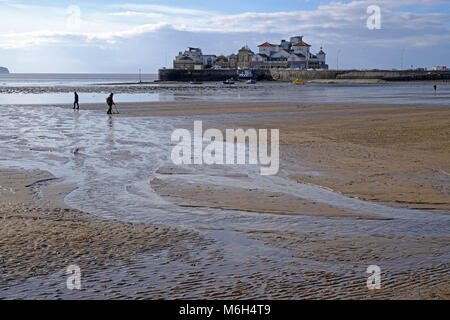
[
  {"left": 434, "top": 85, "right": 437, "bottom": 94},
  {"left": 73, "top": 91, "right": 79, "bottom": 109},
  {"left": 106, "top": 93, "right": 115, "bottom": 115}
]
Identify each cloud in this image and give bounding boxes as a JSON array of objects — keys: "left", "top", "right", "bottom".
[
  {"left": 111, "top": 3, "right": 210, "bottom": 16},
  {"left": 110, "top": 11, "right": 166, "bottom": 19},
  {"left": 0, "top": 24, "right": 173, "bottom": 49}
]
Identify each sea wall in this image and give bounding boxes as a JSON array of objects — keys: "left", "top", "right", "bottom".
[
  {"left": 270, "top": 70, "right": 341, "bottom": 81},
  {"left": 158, "top": 69, "right": 272, "bottom": 81},
  {"left": 270, "top": 69, "right": 450, "bottom": 82},
  {"left": 158, "top": 68, "right": 450, "bottom": 82}
]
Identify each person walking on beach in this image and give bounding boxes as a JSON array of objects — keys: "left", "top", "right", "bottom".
[
  {"left": 73, "top": 91, "right": 79, "bottom": 109},
  {"left": 434, "top": 85, "right": 437, "bottom": 94},
  {"left": 106, "top": 93, "right": 115, "bottom": 115}
]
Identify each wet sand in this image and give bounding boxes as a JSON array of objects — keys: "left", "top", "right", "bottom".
[
  {"left": 0, "top": 169, "right": 205, "bottom": 288},
  {"left": 151, "top": 165, "right": 387, "bottom": 220},
  {"left": 145, "top": 102, "right": 450, "bottom": 299},
  {"left": 84, "top": 100, "right": 450, "bottom": 212},
  {"left": 0, "top": 100, "right": 449, "bottom": 299},
  {"left": 212, "top": 103, "right": 450, "bottom": 211},
  {"left": 22, "top": 100, "right": 316, "bottom": 116}
]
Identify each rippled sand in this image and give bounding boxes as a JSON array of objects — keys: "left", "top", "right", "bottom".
[{"left": 0, "top": 169, "right": 205, "bottom": 291}]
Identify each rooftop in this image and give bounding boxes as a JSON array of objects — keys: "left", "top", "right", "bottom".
[
  {"left": 258, "top": 42, "right": 276, "bottom": 47},
  {"left": 293, "top": 41, "right": 311, "bottom": 47}
]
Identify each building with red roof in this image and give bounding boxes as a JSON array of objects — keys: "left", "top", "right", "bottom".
[
  {"left": 258, "top": 42, "right": 277, "bottom": 47},
  {"left": 253, "top": 35, "right": 327, "bottom": 69}
]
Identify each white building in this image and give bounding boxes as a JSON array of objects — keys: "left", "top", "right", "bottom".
[
  {"left": 173, "top": 47, "right": 217, "bottom": 70},
  {"left": 253, "top": 36, "right": 327, "bottom": 69}
]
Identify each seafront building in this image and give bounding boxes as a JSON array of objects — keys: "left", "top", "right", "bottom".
[
  {"left": 431, "top": 65, "right": 448, "bottom": 71},
  {"left": 173, "top": 47, "right": 215, "bottom": 70},
  {"left": 253, "top": 36, "right": 327, "bottom": 69},
  {"left": 173, "top": 35, "right": 327, "bottom": 70}
]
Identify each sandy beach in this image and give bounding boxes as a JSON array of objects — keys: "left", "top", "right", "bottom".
[{"left": 0, "top": 98, "right": 448, "bottom": 299}]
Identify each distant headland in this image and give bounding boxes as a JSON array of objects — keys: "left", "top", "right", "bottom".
[{"left": 0, "top": 67, "right": 10, "bottom": 74}]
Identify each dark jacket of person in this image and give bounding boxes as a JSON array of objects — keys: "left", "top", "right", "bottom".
[{"left": 106, "top": 95, "right": 113, "bottom": 106}]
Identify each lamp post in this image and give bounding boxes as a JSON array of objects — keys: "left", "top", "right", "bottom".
[
  {"left": 337, "top": 49, "right": 341, "bottom": 70},
  {"left": 400, "top": 46, "right": 406, "bottom": 70}
]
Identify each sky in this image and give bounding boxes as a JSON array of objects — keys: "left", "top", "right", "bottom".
[{"left": 0, "top": 0, "right": 449, "bottom": 73}]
